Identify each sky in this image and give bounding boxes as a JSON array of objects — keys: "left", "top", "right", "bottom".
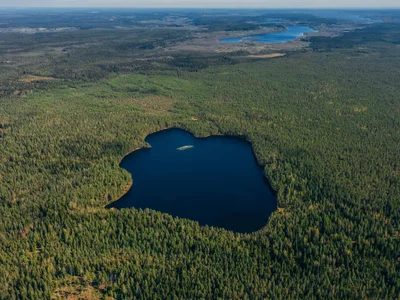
[{"left": 0, "top": 0, "right": 399, "bottom": 8}]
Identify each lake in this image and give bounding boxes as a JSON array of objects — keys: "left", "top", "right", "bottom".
[
  {"left": 219, "top": 25, "right": 317, "bottom": 43},
  {"left": 107, "top": 128, "right": 277, "bottom": 233}
]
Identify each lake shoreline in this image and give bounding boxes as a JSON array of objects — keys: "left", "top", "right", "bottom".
[
  {"left": 219, "top": 25, "right": 318, "bottom": 44},
  {"left": 107, "top": 126, "right": 279, "bottom": 228}
]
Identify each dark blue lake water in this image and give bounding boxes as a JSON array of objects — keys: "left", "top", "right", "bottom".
[
  {"left": 107, "top": 128, "right": 276, "bottom": 233},
  {"left": 219, "top": 25, "right": 317, "bottom": 43}
]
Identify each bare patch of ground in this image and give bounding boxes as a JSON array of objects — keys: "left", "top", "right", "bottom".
[
  {"left": 20, "top": 75, "right": 55, "bottom": 83},
  {"left": 247, "top": 53, "right": 286, "bottom": 59},
  {"left": 19, "top": 223, "right": 34, "bottom": 238},
  {"left": 46, "top": 117, "right": 62, "bottom": 127},
  {"left": 0, "top": 27, "right": 76, "bottom": 34},
  {"left": 121, "top": 96, "right": 177, "bottom": 114},
  {"left": 353, "top": 106, "right": 368, "bottom": 112},
  {"left": 52, "top": 276, "right": 109, "bottom": 300}
]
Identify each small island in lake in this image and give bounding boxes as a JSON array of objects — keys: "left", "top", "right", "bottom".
[{"left": 177, "top": 145, "right": 194, "bottom": 151}]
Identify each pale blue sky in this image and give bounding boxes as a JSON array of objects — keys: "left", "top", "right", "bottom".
[{"left": 0, "top": 0, "right": 399, "bottom": 8}]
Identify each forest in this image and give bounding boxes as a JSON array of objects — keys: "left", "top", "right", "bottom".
[{"left": 0, "top": 8, "right": 399, "bottom": 299}]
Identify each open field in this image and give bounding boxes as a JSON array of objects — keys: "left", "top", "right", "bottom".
[
  {"left": 20, "top": 75, "right": 56, "bottom": 83},
  {"left": 247, "top": 53, "right": 286, "bottom": 58}
]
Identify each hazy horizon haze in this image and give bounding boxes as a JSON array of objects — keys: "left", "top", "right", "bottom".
[{"left": 1, "top": 0, "right": 399, "bottom": 8}]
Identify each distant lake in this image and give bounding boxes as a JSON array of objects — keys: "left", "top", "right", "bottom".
[
  {"left": 219, "top": 25, "right": 317, "bottom": 43},
  {"left": 107, "top": 128, "right": 276, "bottom": 233}
]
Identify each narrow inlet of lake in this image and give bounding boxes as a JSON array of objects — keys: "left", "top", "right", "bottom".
[{"left": 107, "top": 128, "right": 277, "bottom": 233}]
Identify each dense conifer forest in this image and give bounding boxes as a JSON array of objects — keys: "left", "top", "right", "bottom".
[{"left": 0, "top": 9, "right": 399, "bottom": 299}]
